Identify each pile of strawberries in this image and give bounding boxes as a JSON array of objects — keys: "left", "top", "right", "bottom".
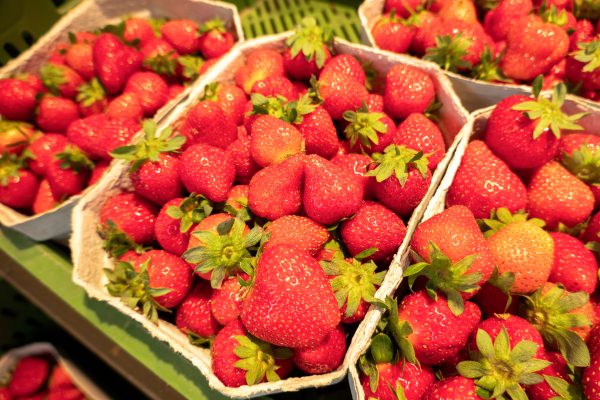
[
  {"left": 0, "top": 15, "right": 235, "bottom": 215},
  {"left": 370, "top": 0, "right": 600, "bottom": 100},
  {"left": 96, "top": 18, "right": 451, "bottom": 387},
  {"left": 358, "top": 82, "right": 600, "bottom": 399},
  {"left": 0, "top": 354, "right": 86, "bottom": 400}
]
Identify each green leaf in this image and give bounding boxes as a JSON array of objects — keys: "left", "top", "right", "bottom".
[
  {"left": 370, "top": 333, "right": 394, "bottom": 363},
  {"left": 572, "top": 39, "right": 600, "bottom": 73}
]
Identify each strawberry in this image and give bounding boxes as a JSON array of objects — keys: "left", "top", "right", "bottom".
[
  {"left": 568, "top": 19, "right": 595, "bottom": 51},
  {"left": 7, "top": 356, "right": 50, "bottom": 397},
  {"left": 437, "top": 0, "right": 479, "bottom": 22},
  {"left": 320, "top": 54, "right": 367, "bottom": 85},
  {"left": 0, "top": 154, "right": 39, "bottom": 209},
  {"left": 283, "top": 17, "right": 332, "bottom": 81},
  {"left": 344, "top": 105, "right": 397, "bottom": 155},
  {"left": 179, "top": 143, "right": 235, "bottom": 203},
  {"left": 14, "top": 72, "right": 45, "bottom": 94},
  {"left": 368, "top": 145, "right": 432, "bottom": 217},
  {"left": 198, "top": 18, "right": 234, "bottom": 59},
  {"left": 411, "top": 11, "right": 441, "bottom": 55},
  {"left": 0, "top": 78, "right": 38, "bottom": 120},
  {"left": 501, "top": 15, "right": 569, "bottom": 80},
  {"left": 46, "top": 144, "right": 93, "bottom": 199},
  {"left": 331, "top": 153, "right": 373, "bottom": 198},
  {"left": 265, "top": 215, "right": 329, "bottom": 256},
  {"left": 123, "top": 72, "right": 168, "bottom": 117},
  {"left": 241, "top": 244, "right": 340, "bottom": 348},
  {"left": 317, "top": 70, "right": 368, "bottom": 120},
  {"left": 0, "top": 121, "right": 38, "bottom": 155},
  {"left": 176, "top": 281, "right": 220, "bottom": 338},
  {"left": 384, "top": 64, "right": 434, "bottom": 119},
  {"left": 47, "top": 387, "right": 84, "bottom": 400},
  {"left": 33, "top": 179, "right": 60, "bottom": 214},
  {"left": 295, "top": 104, "right": 339, "bottom": 159},
  {"left": 394, "top": 113, "right": 446, "bottom": 170},
  {"left": 447, "top": 140, "right": 527, "bottom": 218},
  {"left": 210, "top": 273, "right": 248, "bottom": 325},
  {"left": 36, "top": 96, "right": 80, "bottom": 134},
  {"left": 93, "top": 33, "right": 143, "bottom": 95},
  {"left": 235, "top": 49, "right": 285, "bottom": 94},
  {"left": 476, "top": 317, "right": 540, "bottom": 351},
  {"left": 211, "top": 319, "right": 293, "bottom": 387},
  {"left": 293, "top": 325, "right": 346, "bottom": 374},
  {"left": 584, "top": 355, "right": 600, "bottom": 400},
  {"left": 249, "top": 115, "right": 303, "bottom": 167},
  {"left": 385, "top": 0, "right": 426, "bottom": 17},
  {"left": 410, "top": 205, "right": 495, "bottom": 309},
  {"left": 65, "top": 42, "right": 95, "bottom": 80},
  {"left": 526, "top": 351, "right": 577, "bottom": 400},
  {"left": 583, "top": 210, "right": 600, "bottom": 244},
  {"left": 527, "top": 160, "right": 594, "bottom": 229},
  {"left": 549, "top": 232, "right": 598, "bottom": 294},
  {"left": 160, "top": 19, "right": 200, "bottom": 55},
  {"left": 251, "top": 76, "right": 298, "bottom": 100},
  {"left": 141, "top": 38, "right": 178, "bottom": 77},
  {"left": 179, "top": 100, "right": 237, "bottom": 149},
  {"left": 483, "top": 0, "right": 533, "bottom": 41},
  {"left": 372, "top": 12, "right": 415, "bottom": 54},
  {"left": 168, "top": 83, "right": 185, "bottom": 99},
  {"left": 226, "top": 128, "right": 260, "bottom": 184},
  {"left": 423, "top": 376, "right": 482, "bottom": 400},
  {"left": 106, "top": 92, "right": 143, "bottom": 120},
  {"left": 76, "top": 78, "right": 107, "bottom": 117},
  {"left": 248, "top": 154, "right": 304, "bottom": 220},
  {"left": 224, "top": 185, "right": 249, "bottom": 218},
  {"left": 100, "top": 192, "right": 157, "bottom": 245},
  {"left": 361, "top": 361, "right": 434, "bottom": 400},
  {"left": 424, "top": 19, "right": 487, "bottom": 71},
  {"left": 201, "top": 82, "right": 247, "bottom": 125},
  {"left": 124, "top": 17, "right": 155, "bottom": 46},
  {"left": 304, "top": 154, "right": 364, "bottom": 225},
  {"left": 48, "top": 364, "right": 73, "bottom": 390},
  {"left": 40, "top": 63, "right": 84, "bottom": 99},
  {"left": 366, "top": 93, "right": 384, "bottom": 112},
  {"left": 567, "top": 38, "right": 600, "bottom": 92},
  {"left": 67, "top": 115, "right": 140, "bottom": 160},
  {"left": 341, "top": 201, "right": 406, "bottom": 262}
]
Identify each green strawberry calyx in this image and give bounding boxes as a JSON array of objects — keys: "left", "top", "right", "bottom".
[
  {"left": 39, "top": 64, "right": 66, "bottom": 96},
  {"left": 403, "top": 242, "right": 482, "bottom": 316},
  {"left": 76, "top": 77, "right": 106, "bottom": 107},
  {"left": 471, "top": 47, "right": 510, "bottom": 83},
  {"left": 98, "top": 220, "right": 147, "bottom": 258},
  {"left": 562, "top": 143, "right": 600, "bottom": 185},
  {"left": 424, "top": 33, "right": 472, "bottom": 72},
  {"left": 320, "top": 250, "right": 386, "bottom": 319},
  {"left": 286, "top": 17, "right": 333, "bottom": 68},
  {"left": 201, "top": 82, "right": 221, "bottom": 102},
  {"left": 224, "top": 196, "right": 252, "bottom": 223},
  {"left": 143, "top": 52, "right": 178, "bottom": 77},
  {"left": 457, "top": 328, "right": 552, "bottom": 400},
  {"left": 178, "top": 55, "right": 205, "bottom": 81},
  {"left": 540, "top": 5, "right": 570, "bottom": 28},
  {"left": 250, "top": 93, "right": 317, "bottom": 125},
  {"left": 543, "top": 374, "right": 585, "bottom": 400},
  {"left": 233, "top": 334, "right": 293, "bottom": 385},
  {"left": 366, "top": 145, "right": 430, "bottom": 185},
  {"left": 511, "top": 79, "right": 587, "bottom": 139},
  {"left": 343, "top": 102, "right": 388, "bottom": 149},
  {"left": 183, "top": 217, "right": 263, "bottom": 289},
  {"left": 166, "top": 193, "right": 213, "bottom": 233},
  {"left": 0, "top": 152, "right": 25, "bottom": 187},
  {"left": 358, "top": 332, "right": 396, "bottom": 393},
  {"left": 104, "top": 257, "right": 173, "bottom": 324},
  {"left": 56, "top": 145, "right": 95, "bottom": 173},
  {"left": 199, "top": 18, "right": 226, "bottom": 34},
  {"left": 478, "top": 207, "right": 546, "bottom": 238},
  {"left": 110, "top": 120, "right": 186, "bottom": 172},
  {"left": 573, "top": 40, "right": 600, "bottom": 73},
  {"left": 522, "top": 284, "right": 591, "bottom": 367},
  {"left": 486, "top": 267, "right": 516, "bottom": 313}
]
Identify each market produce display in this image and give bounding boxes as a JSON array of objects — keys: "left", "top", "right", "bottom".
[
  {"left": 363, "top": 0, "right": 600, "bottom": 101},
  {"left": 354, "top": 82, "right": 600, "bottom": 400},
  {"left": 0, "top": 14, "right": 236, "bottom": 217}
]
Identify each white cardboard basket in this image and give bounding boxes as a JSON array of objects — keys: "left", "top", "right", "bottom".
[
  {"left": 0, "top": 0, "right": 243, "bottom": 241},
  {"left": 71, "top": 33, "right": 469, "bottom": 398},
  {"left": 0, "top": 342, "right": 110, "bottom": 400},
  {"left": 357, "top": 0, "right": 600, "bottom": 112},
  {"left": 347, "top": 93, "right": 599, "bottom": 400}
]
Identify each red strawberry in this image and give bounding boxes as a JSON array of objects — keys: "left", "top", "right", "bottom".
[
  {"left": 179, "top": 100, "right": 237, "bottom": 149},
  {"left": 394, "top": 113, "right": 446, "bottom": 170},
  {"left": 210, "top": 273, "right": 248, "bottom": 325},
  {"left": 161, "top": 19, "right": 200, "bottom": 55},
  {"left": 293, "top": 102, "right": 339, "bottom": 159},
  {"left": 14, "top": 72, "right": 45, "bottom": 94},
  {"left": 385, "top": 0, "right": 426, "bottom": 17},
  {"left": 249, "top": 115, "right": 303, "bottom": 167},
  {"left": 569, "top": 19, "right": 595, "bottom": 51},
  {"left": 47, "top": 387, "right": 84, "bottom": 400},
  {"left": 304, "top": 154, "right": 364, "bottom": 225},
  {"left": 176, "top": 281, "right": 220, "bottom": 338},
  {"left": 0, "top": 78, "right": 38, "bottom": 120},
  {"left": 93, "top": 33, "right": 143, "bottom": 94},
  {"left": 584, "top": 210, "right": 600, "bottom": 244},
  {"left": 384, "top": 64, "right": 434, "bottom": 119},
  {"left": 202, "top": 82, "right": 247, "bottom": 125},
  {"left": 0, "top": 155, "right": 39, "bottom": 210},
  {"left": 36, "top": 96, "right": 80, "bottom": 134},
  {"left": 483, "top": 0, "right": 533, "bottom": 41},
  {"left": 141, "top": 38, "right": 178, "bottom": 77},
  {"left": 248, "top": 154, "right": 304, "bottom": 221},
  {"left": 372, "top": 12, "right": 415, "bottom": 54},
  {"left": 251, "top": 76, "right": 298, "bottom": 100},
  {"left": 168, "top": 83, "right": 185, "bottom": 99},
  {"left": 331, "top": 153, "right": 372, "bottom": 198},
  {"left": 235, "top": 49, "right": 285, "bottom": 94},
  {"left": 265, "top": 215, "right": 329, "bottom": 256},
  {"left": 46, "top": 144, "right": 93, "bottom": 199},
  {"left": 423, "top": 376, "right": 482, "bottom": 400},
  {"left": 293, "top": 325, "right": 346, "bottom": 374},
  {"left": 341, "top": 201, "right": 407, "bottom": 262},
  {"left": 226, "top": 128, "right": 260, "bottom": 184},
  {"left": 447, "top": 140, "right": 527, "bottom": 218},
  {"left": 106, "top": 92, "right": 143, "bottom": 120},
  {"left": 33, "top": 179, "right": 60, "bottom": 214},
  {"left": 40, "top": 63, "right": 84, "bottom": 99},
  {"left": 27, "top": 134, "right": 69, "bottom": 176},
  {"left": 283, "top": 17, "right": 332, "bottom": 81},
  {"left": 124, "top": 17, "right": 155, "bottom": 46},
  {"left": 344, "top": 106, "right": 397, "bottom": 155},
  {"left": 549, "top": 232, "right": 598, "bottom": 294},
  {"left": 67, "top": 115, "right": 140, "bottom": 160},
  {"left": 212, "top": 319, "right": 293, "bottom": 387},
  {"left": 472, "top": 314, "right": 544, "bottom": 353},
  {"left": 527, "top": 161, "right": 594, "bottom": 229},
  {"left": 321, "top": 54, "right": 366, "bottom": 83},
  {"left": 0, "top": 121, "right": 37, "bottom": 155},
  {"left": 241, "top": 244, "right": 340, "bottom": 348},
  {"left": 76, "top": 78, "right": 107, "bottom": 117},
  {"left": 225, "top": 185, "right": 249, "bottom": 216},
  {"left": 424, "top": 19, "right": 487, "bottom": 71},
  {"left": 366, "top": 93, "right": 384, "bottom": 112},
  {"left": 179, "top": 143, "right": 235, "bottom": 203},
  {"left": 123, "top": 72, "right": 168, "bottom": 117},
  {"left": 318, "top": 70, "right": 368, "bottom": 120},
  {"left": 566, "top": 38, "right": 600, "bottom": 92},
  {"left": 411, "top": 11, "right": 441, "bottom": 55},
  {"left": 369, "top": 145, "right": 432, "bottom": 217},
  {"left": 65, "top": 42, "right": 95, "bottom": 80},
  {"left": 100, "top": 192, "right": 157, "bottom": 244},
  {"left": 361, "top": 361, "right": 435, "bottom": 400},
  {"left": 48, "top": 364, "right": 73, "bottom": 390},
  {"left": 7, "top": 356, "right": 50, "bottom": 397},
  {"left": 583, "top": 355, "right": 600, "bottom": 400},
  {"left": 198, "top": 18, "right": 235, "bottom": 59}
]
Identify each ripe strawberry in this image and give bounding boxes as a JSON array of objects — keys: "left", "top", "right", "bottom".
[
  {"left": 501, "top": 15, "right": 569, "bottom": 80},
  {"left": 471, "top": 314, "right": 545, "bottom": 347},
  {"left": 40, "top": 63, "right": 84, "bottom": 99},
  {"left": 249, "top": 115, "right": 303, "bottom": 167},
  {"left": 0, "top": 121, "right": 38, "bottom": 155},
  {"left": 179, "top": 100, "right": 237, "bottom": 149},
  {"left": 251, "top": 76, "right": 298, "bottom": 100},
  {"left": 226, "top": 128, "right": 260, "bottom": 184},
  {"left": 33, "top": 179, "right": 60, "bottom": 214},
  {"left": 168, "top": 83, "right": 185, "bottom": 99},
  {"left": 344, "top": 106, "right": 397, "bottom": 155},
  {"left": 212, "top": 319, "right": 293, "bottom": 388},
  {"left": 106, "top": 92, "right": 143, "bottom": 120},
  {"left": 46, "top": 144, "right": 93, "bottom": 199},
  {"left": 248, "top": 154, "right": 304, "bottom": 220},
  {"left": 320, "top": 54, "right": 367, "bottom": 85},
  {"left": 179, "top": 143, "right": 235, "bottom": 203},
  {"left": 549, "top": 232, "right": 597, "bottom": 294},
  {"left": 0, "top": 78, "right": 38, "bottom": 120},
  {"left": 304, "top": 154, "right": 364, "bottom": 225},
  {"left": 176, "top": 281, "right": 220, "bottom": 338},
  {"left": 318, "top": 70, "right": 368, "bottom": 120},
  {"left": 384, "top": 64, "right": 434, "bottom": 119},
  {"left": 437, "top": 0, "right": 479, "bottom": 22},
  {"left": 7, "top": 356, "right": 50, "bottom": 397},
  {"left": 361, "top": 361, "right": 434, "bottom": 400},
  {"left": 93, "top": 33, "right": 143, "bottom": 94},
  {"left": 241, "top": 244, "right": 340, "bottom": 348},
  {"left": 14, "top": 72, "right": 45, "bottom": 94},
  {"left": 293, "top": 325, "right": 346, "bottom": 374},
  {"left": 447, "top": 140, "right": 527, "bottom": 218},
  {"left": 160, "top": 19, "right": 200, "bottom": 55},
  {"left": 341, "top": 201, "right": 406, "bottom": 262},
  {"left": 526, "top": 351, "right": 576, "bottom": 400},
  {"left": 47, "top": 387, "right": 84, "bottom": 400},
  {"left": 368, "top": 145, "right": 432, "bottom": 217},
  {"left": 423, "top": 376, "right": 482, "bottom": 400},
  {"left": 210, "top": 273, "right": 248, "bottom": 325},
  {"left": 0, "top": 154, "right": 39, "bottom": 209},
  {"left": 582, "top": 355, "right": 600, "bottom": 400},
  {"left": 331, "top": 153, "right": 373, "bottom": 198},
  {"left": 424, "top": 19, "right": 487, "bottom": 71},
  {"left": 385, "top": 0, "right": 426, "bottom": 17},
  {"left": 283, "top": 17, "right": 332, "bottom": 81},
  {"left": 100, "top": 192, "right": 157, "bottom": 244},
  {"left": 566, "top": 38, "right": 600, "bottom": 92},
  {"left": 124, "top": 17, "right": 155, "bottom": 46},
  {"left": 65, "top": 42, "right": 95, "bottom": 80},
  {"left": 48, "top": 364, "right": 73, "bottom": 390},
  {"left": 366, "top": 93, "right": 384, "bottom": 112},
  {"left": 123, "top": 72, "right": 168, "bottom": 117},
  {"left": 141, "top": 38, "right": 178, "bottom": 77},
  {"left": 295, "top": 104, "right": 339, "bottom": 159},
  {"left": 202, "top": 82, "right": 247, "bottom": 125},
  {"left": 198, "top": 18, "right": 234, "bottom": 59},
  {"left": 527, "top": 161, "right": 594, "bottom": 229},
  {"left": 225, "top": 185, "right": 249, "bottom": 217},
  {"left": 483, "top": 0, "right": 533, "bottom": 41},
  {"left": 76, "top": 78, "right": 107, "bottom": 117},
  {"left": 411, "top": 11, "right": 441, "bottom": 55},
  {"left": 235, "top": 49, "right": 285, "bottom": 94},
  {"left": 394, "top": 113, "right": 446, "bottom": 170},
  {"left": 36, "top": 96, "right": 80, "bottom": 134},
  {"left": 372, "top": 12, "right": 415, "bottom": 54},
  {"left": 67, "top": 115, "right": 140, "bottom": 160},
  {"left": 265, "top": 215, "right": 329, "bottom": 256}
]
